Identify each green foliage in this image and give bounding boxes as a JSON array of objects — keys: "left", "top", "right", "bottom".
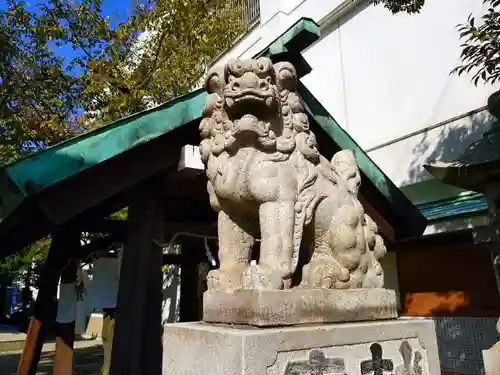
[
  {"left": 452, "top": 0, "right": 500, "bottom": 86},
  {"left": 371, "top": 0, "right": 426, "bottom": 14},
  {"left": 0, "top": 237, "right": 51, "bottom": 287},
  {"left": 0, "top": 0, "right": 246, "bottom": 167},
  {"left": 108, "top": 207, "right": 129, "bottom": 220},
  {"left": 0, "top": 0, "right": 245, "bottom": 279},
  {"left": 0, "top": 0, "right": 83, "bottom": 164}
]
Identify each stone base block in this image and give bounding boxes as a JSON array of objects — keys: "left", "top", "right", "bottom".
[
  {"left": 84, "top": 313, "right": 103, "bottom": 339},
  {"left": 203, "top": 288, "right": 397, "bottom": 326},
  {"left": 163, "top": 319, "right": 441, "bottom": 375}
]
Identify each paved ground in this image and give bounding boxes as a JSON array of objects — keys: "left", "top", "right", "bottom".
[{"left": 0, "top": 340, "right": 103, "bottom": 375}]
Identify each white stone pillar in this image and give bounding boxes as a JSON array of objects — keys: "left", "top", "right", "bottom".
[
  {"left": 56, "top": 281, "right": 78, "bottom": 325},
  {"left": 89, "top": 256, "right": 121, "bottom": 310}
]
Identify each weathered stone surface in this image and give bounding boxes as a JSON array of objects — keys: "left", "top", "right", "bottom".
[
  {"left": 283, "top": 350, "right": 346, "bottom": 374},
  {"left": 162, "top": 319, "right": 441, "bottom": 375},
  {"left": 203, "top": 288, "right": 397, "bottom": 326},
  {"left": 199, "top": 57, "right": 388, "bottom": 294}
]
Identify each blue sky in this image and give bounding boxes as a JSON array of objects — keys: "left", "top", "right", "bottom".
[
  {"left": 0, "top": 1, "right": 138, "bottom": 151},
  {"left": 0, "top": 0, "right": 134, "bottom": 23},
  {"left": 0, "top": 0, "right": 135, "bottom": 74}
]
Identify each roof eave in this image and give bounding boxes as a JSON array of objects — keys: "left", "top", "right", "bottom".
[{"left": 424, "top": 159, "right": 500, "bottom": 193}]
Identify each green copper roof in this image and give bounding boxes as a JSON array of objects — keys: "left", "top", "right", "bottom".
[
  {"left": 0, "top": 90, "right": 206, "bottom": 222},
  {"left": 0, "top": 17, "right": 426, "bottom": 256},
  {"left": 417, "top": 193, "right": 488, "bottom": 221}
]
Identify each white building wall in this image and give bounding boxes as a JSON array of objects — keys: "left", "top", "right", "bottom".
[
  {"left": 214, "top": 0, "right": 499, "bottom": 190},
  {"left": 209, "top": 5, "right": 500, "bottom": 374},
  {"left": 304, "top": 0, "right": 493, "bottom": 143},
  {"left": 213, "top": 0, "right": 351, "bottom": 66}
]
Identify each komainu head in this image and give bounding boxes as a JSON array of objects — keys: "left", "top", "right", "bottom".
[
  {"left": 206, "top": 57, "right": 279, "bottom": 119},
  {"left": 200, "top": 57, "right": 318, "bottom": 163},
  {"left": 203, "top": 57, "right": 298, "bottom": 119}
]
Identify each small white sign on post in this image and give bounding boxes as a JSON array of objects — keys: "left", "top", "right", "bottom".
[
  {"left": 177, "top": 145, "right": 204, "bottom": 174},
  {"left": 56, "top": 283, "right": 78, "bottom": 324}
]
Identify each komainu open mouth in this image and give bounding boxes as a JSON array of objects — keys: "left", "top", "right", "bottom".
[
  {"left": 224, "top": 89, "right": 276, "bottom": 118},
  {"left": 224, "top": 87, "right": 273, "bottom": 100}
]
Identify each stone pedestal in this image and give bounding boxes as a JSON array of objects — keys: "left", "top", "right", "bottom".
[
  {"left": 163, "top": 319, "right": 441, "bottom": 375},
  {"left": 203, "top": 288, "right": 398, "bottom": 326}
]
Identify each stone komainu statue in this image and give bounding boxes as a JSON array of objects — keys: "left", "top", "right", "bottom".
[{"left": 199, "top": 57, "right": 386, "bottom": 291}]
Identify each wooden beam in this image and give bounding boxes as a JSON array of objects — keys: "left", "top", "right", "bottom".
[
  {"left": 389, "top": 228, "right": 474, "bottom": 252},
  {"left": 76, "top": 234, "right": 122, "bottom": 261},
  {"left": 140, "top": 199, "right": 164, "bottom": 374},
  {"left": 77, "top": 218, "right": 217, "bottom": 240},
  {"left": 38, "top": 124, "right": 198, "bottom": 227},
  {"left": 17, "top": 230, "right": 76, "bottom": 375},
  {"left": 159, "top": 172, "right": 208, "bottom": 199},
  {"left": 76, "top": 218, "right": 127, "bottom": 235},
  {"left": 179, "top": 244, "right": 202, "bottom": 322},
  {"left": 110, "top": 182, "right": 164, "bottom": 375},
  {"left": 359, "top": 194, "right": 395, "bottom": 242}
]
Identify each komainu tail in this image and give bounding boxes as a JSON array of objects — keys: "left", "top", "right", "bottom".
[
  {"left": 331, "top": 150, "right": 361, "bottom": 196},
  {"left": 291, "top": 151, "right": 322, "bottom": 278}
]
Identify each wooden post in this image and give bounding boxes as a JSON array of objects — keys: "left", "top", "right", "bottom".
[
  {"left": 140, "top": 211, "right": 164, "bottom": 374},
  {"left": 52, "top": 258, "right": 78, "bottom": 375},
  {"left": 110, "top": 182, "right": 164, "bottom": 375},
  {"left": 17, "top": 230, "right": 76, "bottom": 375},
  {"left": 180, "top": 245, "right": 201, "bottom": 322}
]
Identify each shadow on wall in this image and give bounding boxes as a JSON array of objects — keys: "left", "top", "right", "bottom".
[
  {"left": 403, "top": 109, "right": 494, "bottom": 186},
  {"left": 426, "top": 215, "right": 489, "bottom": 236},
  {"left": 162, "top": 264, "right": 181, "bottom": 325}
]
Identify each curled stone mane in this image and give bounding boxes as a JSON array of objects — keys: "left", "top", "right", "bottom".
[
  {"left": 199, "top": 57, "right": 329, "bottom": 279},
  {"left": 199, "top": 57, "right": 320, "bottom": 167}
]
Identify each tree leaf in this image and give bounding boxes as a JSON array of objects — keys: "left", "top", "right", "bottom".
[{"left": 0, "top": 0, "right": 247, "bottom": 278}]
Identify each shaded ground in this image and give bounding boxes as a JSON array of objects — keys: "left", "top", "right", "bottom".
[{"left": 0, "top": 341, "right": 103, "bottom": 375}]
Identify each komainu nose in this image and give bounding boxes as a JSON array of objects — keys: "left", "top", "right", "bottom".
[{"left": 238, "top": 72, "right": 260, "bottom": 90}]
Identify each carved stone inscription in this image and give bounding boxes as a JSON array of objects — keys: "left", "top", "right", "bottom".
[
  {"left": 394, "top": 340, "right": 423, "bottom": 375},
  {"left": 271, "top": 338, "right": 429, "bottom": 375},
  {"left": 283, "top": 350, "right": 347, "bottom": 375},
  {"left": 360, "top": 343, "right": 394, "bottom": 375}
]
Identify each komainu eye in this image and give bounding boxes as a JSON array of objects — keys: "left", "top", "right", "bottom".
[{"left": 255, "top": 57, "right": 273, "bottom": 78}]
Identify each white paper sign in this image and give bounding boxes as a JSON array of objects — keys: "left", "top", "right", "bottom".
[
  {"left": 89, "top": 257, "right": 121, "bottom": 309},
  {"left": 56, "top": 283, "right": 78, "bottom": 324}
]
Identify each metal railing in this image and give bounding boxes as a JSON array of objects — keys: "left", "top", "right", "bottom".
[{"left": 241, "top": 0, "right": 260, "bottom": 26}]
